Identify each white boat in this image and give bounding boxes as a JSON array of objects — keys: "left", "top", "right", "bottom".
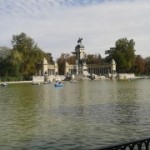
[
  {"left": 1, "top": 82, "right": 7, "bottom": 86},
  {"left": 54, "top": 81, "right": 63, "bottom": 87},
  {"left": 70, "top": 80, "right": 77, "bottom": 83}
]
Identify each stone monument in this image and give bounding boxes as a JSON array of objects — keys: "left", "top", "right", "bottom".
[{"left": 73, "top": 38, "right": 88, "bottom": 76}]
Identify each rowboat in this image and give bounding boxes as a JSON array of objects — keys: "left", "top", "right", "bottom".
[
  {"left": 1, "top": 82, "right": 7, "bottom": 86},
  {"left": 54, "top": 81, "right": 63, "bottom": 87},
  {"left": 70, "top": 80, "right": 77, "bottom": 83}
]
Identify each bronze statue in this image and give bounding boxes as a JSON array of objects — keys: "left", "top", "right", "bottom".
[{"left": 77, "top": 37, "right": 83, "bottom": 44}]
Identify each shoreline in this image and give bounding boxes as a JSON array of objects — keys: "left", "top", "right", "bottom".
[
  {"left": 0, "top": 75, "right": 149, "bottom": 85},
  {"left": 0, "top": 81, "right": 33, "bottom": 84}
]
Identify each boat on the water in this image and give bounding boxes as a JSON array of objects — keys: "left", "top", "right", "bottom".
[
  {"left": 1, "top": 82, "right": 7, "bottom": 86},
  {"left": 54, "top": 81, "right": 63, "bottom": 87},
  {"left": 70, "top": 80, "right": 77, "bottom": 83}
]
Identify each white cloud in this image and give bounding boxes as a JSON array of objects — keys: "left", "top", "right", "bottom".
[{"left": 0, "top": 0, "right": 150, "bottom": 59}]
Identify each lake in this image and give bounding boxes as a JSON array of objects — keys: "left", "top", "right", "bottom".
[{"left": 0, "top": 79, "right": 150, "bottom": 150}]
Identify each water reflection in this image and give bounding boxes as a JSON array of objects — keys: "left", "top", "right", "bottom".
[
  {"left": 0, "top": 79, "right": 150, "bottom": 149},
  {"left": 113, "top": 81, "right": 140, "bottom": 126}
]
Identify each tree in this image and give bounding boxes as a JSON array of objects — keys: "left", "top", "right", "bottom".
[
  {"left": 86, "top": 54, "right": 103, "bottom": 64},
  {"left": 12, "top": 33, "right": 34, "bottom": 53},
  {"left": 0, "top": 46, "right": 11, "bottom": 59},
  {"left": 9, "top": 50, "right": 23, "bottom": 76},
  {"left": 133, "top": 55, "right": 145, "bottom": 75},
  {"left": 44, "top": 52, "right": 54, "bottom": 64},
  {"left": 105, "top": 38, "right": 135, "bottom": 73},
  {"left": 0, "top": 47, "right": 16, "bottom": 78},
  {"left": 11, "top": 32, "right": 54, "bottom": 79},
  {"left": 57, "top": 53, "right": 75, "bottom": 75},
  {"left": 11, "top": 33, "right": 43, "bottom": 79},
  {"left": 0, "top": 33, "right": 54, "bottom": 80},
  {"left": 144, "top": 56, "right": 150, "bottom": 75}
]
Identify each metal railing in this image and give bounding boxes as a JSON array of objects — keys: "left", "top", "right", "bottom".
[{"left": 97, "top": 138, "right": 150, "bottom": 150}]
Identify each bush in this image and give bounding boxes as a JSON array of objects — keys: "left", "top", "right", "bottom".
[{"left": 0, "top": 75, "right": 24, "bottom": 82}]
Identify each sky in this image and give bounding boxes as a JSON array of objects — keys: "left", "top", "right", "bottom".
[{"left": 0, "top": 0, "right": 150, "bottom": 60}]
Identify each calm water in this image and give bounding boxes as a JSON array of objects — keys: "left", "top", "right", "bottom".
[{"left": 0, "top": 79, "right": 150, "bottom": 150}]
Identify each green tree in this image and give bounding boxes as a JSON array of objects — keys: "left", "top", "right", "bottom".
[
  {"left": 0, "top": 47, "right": 16, "bottom": 78},
  {"left": 0, "top": 46, "right": 11, "bottom": 59},
  {"left": 0, "top": 33, "right": 54, "bottom": 80},
  {"left": 144, "top": 56, "right": 150, "bottom": 75},
  {"left": 44, "top": 52, "right": 54, "bottom": 64},
  {"left": 11, "top": 32, "right": 51, "bottom": 79},
  {"left": 105, "top": 38, "right": 135, "bottom": 73},
  {"left": 10, "top": 50, "right": 23, "bottom": 74},
  {"left": 133, "top": 55, "right": 145, "bottom": 75},
  {"left": 57, "top": 53, "right": 75, "bottom": 75},
  {"left": 12, "top": 33, "right": 34, "bottom": 53},
  {"left": 86, "top": 54, "right": 103, "bottom": 64}
]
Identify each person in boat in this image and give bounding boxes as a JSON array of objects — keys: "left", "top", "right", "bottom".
[{"left": 55, "top": 80, "right": 61, "bottom": 84}]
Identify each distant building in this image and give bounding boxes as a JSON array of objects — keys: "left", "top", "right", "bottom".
[{"left": 65, "top": 38, "right": 116, "bottom": 76}]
